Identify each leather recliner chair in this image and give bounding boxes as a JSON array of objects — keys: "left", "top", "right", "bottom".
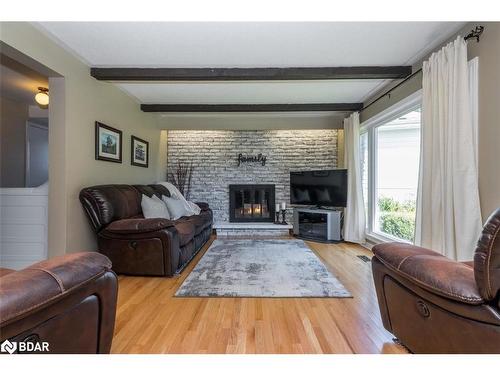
[
  {"left": 0, "top": 252, "right": 117, "bottom": 354},
  {"left": 79, "top": 184, "right": 213, "bottom": 277},
  {"left": 372, "top": 208, "right": 500, "bottom": 353}
]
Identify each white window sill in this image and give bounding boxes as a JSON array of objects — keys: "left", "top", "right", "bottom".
[{"left": 365, "top": 231, "right": 411, "bottom": 245}]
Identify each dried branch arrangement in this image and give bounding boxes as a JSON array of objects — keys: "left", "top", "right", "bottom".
[{"left": 167, "top": 162, "right": 194, "bottom": 199}]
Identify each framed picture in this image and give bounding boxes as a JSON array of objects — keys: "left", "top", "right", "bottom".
[
  {"left": 95, "top": 122, "right": 122, "bottom": 163},
  {"left": 131, "top": 135, "right": 149, "bottom": 168}
]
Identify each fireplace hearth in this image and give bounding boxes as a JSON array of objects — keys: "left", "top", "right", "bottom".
[{"left": 229, "top": 184, "right": 275, "bottom": 222}]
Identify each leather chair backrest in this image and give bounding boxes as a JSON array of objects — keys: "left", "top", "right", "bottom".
[
  {"left": 150, "top": 184, "right": 171, "bottom": 198},
  {"left": 79, "top": 184, "right": 172, "bottom": 232},
  {"left": 474, "top": 208, "right": 500, "bottom": 302},
  {"left": 79, "top": 185, "right": 142, "bottom": 232},
  {"left": 133, "top": 184, "right": 171, "bottom": 199},
  {"left": 0, "top": 252, "right": 112, "bottom": 326}
]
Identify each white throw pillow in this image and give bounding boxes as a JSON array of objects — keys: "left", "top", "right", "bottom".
[
  {"left": 162, "top": 195, "right": 189, "bottom": 220},
  {"left": 141, "top": 194, "right": 170, "bottom": 219}
]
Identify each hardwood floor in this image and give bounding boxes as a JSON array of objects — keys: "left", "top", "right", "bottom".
[{"left": 111, "top": 236, "right": 407, "bottom": 354}]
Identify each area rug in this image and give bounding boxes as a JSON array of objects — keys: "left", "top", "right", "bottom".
[{"left": 175, "top": 239, "right": 351, "bottom": 297}]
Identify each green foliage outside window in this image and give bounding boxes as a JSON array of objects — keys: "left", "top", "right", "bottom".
[{"left": 378, "top": 196, "right": 416, "bottom": 242}]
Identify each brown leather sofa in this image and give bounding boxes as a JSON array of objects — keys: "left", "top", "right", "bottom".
[
  {"left": 0, "top": 252, "right": 117, "bottom": 354},
  {"left": 79, "top": 184, "right": 213, "bottom": 277},
  {"left": 372, "top": 208, "right": 500, "bottom": 353}
]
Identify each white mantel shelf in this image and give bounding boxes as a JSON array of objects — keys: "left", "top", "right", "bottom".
[
  {"left": 214, "top": 222, "right": 293, "bottom": 237},
  {"left": 214, "top": 222, "right": 293, "bottom": 230}
]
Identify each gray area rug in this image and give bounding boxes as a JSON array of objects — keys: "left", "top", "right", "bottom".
[{"left": 175, "top": 239, "right": 352, "bottom": 298}]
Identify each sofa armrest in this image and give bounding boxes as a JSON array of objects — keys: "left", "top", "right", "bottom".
[
  {"left": 195, "top": 202, "right": 210, "bottom": 211},
  {"left": 102, "top": 218, "right": 175, "bottom": 234},
  {"left": 373, "top": 242, "right": 484, "bottom": 305},
  {"left": 0, "top": 252, "right": 114, "bottom": 326}
]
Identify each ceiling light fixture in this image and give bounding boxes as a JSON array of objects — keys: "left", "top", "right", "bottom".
[{"left": 35, "top": 87, "right": 49, "bottom": 106}]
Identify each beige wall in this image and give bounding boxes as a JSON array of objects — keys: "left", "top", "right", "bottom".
[
  {"left": 157, "top": 113, "right": 345, "bottom": 130},
  {"left": 0, "top": 22, "right": 163, "bottom": 255},
  {"left": 156, "top": 130, "right": 169, "bottom": 181},
  {"left": 468, "top": 23, "right": 500, "bottom": 221},
  {"left": 361, "top": 22, "right": 500, "bottom": 221},
  {"left": 0, "top": 96, "right": 28, "bottom": 187}
]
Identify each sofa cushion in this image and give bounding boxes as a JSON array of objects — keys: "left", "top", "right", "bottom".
[
  {"left": 177, "top": 210, "right": 211, "bottom": 233},
  {"left": 199, "top": 209, "right": 212, "bottom": 221},
  {"left": 174, "top": 221, "right": 195, "bottom": 246},
  {"left": 198, "top": 211, "right": 212, "bottom": 230},
  {"left": 179, "top": 241, "right": 195, "bottom": 265},
  {"left": 373, "top": 242, "right": 484, "bottom": 305},
  {"left": 163, "top": 196, "right": 190, "bottom": 220},
  {"left": 195, "top": 213, "right": 212, "bottom": 234},
  {"left": 79, "top": 185, "right": 142, "bottom": 232},
  {"left": 141, "top": 194, "right": 171, "bottom": 219},
  {"left": 103, "top": 218, "right": 174, "bottom": 234},
  {"left": 195, "top": 202, "right": 210, "bottom": 211},
  {"left": 133, "top": 184, "right": 171, "bottom": 199},
  {"left": 373, "top": 242, "right": 438, "bottom": 266}
]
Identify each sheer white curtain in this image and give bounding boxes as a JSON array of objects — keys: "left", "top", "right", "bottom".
[
  {"left": 415, "top": 36, "right": 482, "bottom": 261},
  {"left": 343, "top": 112, "right": 366, "bottom": 243},
  {"left": 468, "top": 57, "right": 479, "bottom": 169}
]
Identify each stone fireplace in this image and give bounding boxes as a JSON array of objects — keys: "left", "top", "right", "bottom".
[
  {"left": 229, "top": 184, "right": 275, "bottom": 222},
  {"left": 167, "top": 130, "right": 339, "bottom": 223}
]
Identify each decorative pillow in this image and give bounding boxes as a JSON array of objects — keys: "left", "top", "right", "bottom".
[
  {"left": 141, "top": 194, "right": 170, "bottom": 219},
  {"left": 162, "top": 196, "right": 189, "bottom": 220}
]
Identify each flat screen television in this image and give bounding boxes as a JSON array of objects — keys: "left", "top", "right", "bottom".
[{"left": 290, "top": 169, "right": 348, "bottom": 207}]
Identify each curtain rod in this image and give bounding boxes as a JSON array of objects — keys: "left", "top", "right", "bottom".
[{"left": 361, "top": 26, "right": 485, "bottom": 113}]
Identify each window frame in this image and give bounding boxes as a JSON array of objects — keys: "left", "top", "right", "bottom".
[{"left": 360, "top": 90, "right": 422, "bottom": 244}]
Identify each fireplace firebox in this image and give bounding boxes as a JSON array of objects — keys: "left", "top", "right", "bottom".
[{"left": 229, "top": 184, "right": 275, "bottom": 222}]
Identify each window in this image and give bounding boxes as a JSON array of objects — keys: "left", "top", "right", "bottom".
[
  {"left": 360, "top": 132, "right": 369, "bottom": 225},
  {"left": 360, "top": 92, "right": 421, "bottom": 243},
  {"left": 374, "top": 110, "right": 420, "bottom": 241}
]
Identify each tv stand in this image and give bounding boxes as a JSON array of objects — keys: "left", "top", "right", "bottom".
[
  {"left": 292, "top": 207, "right": 343, "bottom": 243},
  {"left": 314, "top": 205, "right": 342, "bottom": 211}
]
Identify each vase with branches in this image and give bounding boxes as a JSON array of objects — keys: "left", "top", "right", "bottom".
[{"left": 167, "top": 162, "right": 194, "bottom": 199}]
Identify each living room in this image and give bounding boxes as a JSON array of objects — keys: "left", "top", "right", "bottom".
[{"left": 1, "top": 1, "right": 499, "bottom": 372}]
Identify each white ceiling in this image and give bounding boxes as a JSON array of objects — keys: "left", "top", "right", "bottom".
[
  {"left": 118, "top": 80, "right": 385, "bottom": 104},
  {"left": 35, "top": 22, "right": 466, "bottom": 108},
  {"left": 37, "top": 22, "right": 466, "bottom": 67}
]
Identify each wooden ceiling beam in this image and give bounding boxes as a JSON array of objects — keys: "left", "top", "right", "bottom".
[
  {"left": 91, "top": 66, "right": 412, "bottom": 81},
  {"left": 140, "top": 103, "right": 363, "bottom": 112}
]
